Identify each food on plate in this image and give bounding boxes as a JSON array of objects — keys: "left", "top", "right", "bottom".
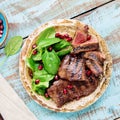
[{"left": 19, "top": 19, "right": 112, "bottom": 112}]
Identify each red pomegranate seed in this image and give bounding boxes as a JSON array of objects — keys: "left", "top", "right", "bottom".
[
  {"left": 0, "top": 30, "right": 3, "bottom": 34},
  {"left": 48, "top": 46, "right": 52, "bottom": 51},
  {"left": 63, "top": 88, "right": 67, "bottom": 94},
  {"left": 76, "top": 96, "right": 80, "bottom": 100},
  {"left": 54, "top": 75, "right": 59, "bottom": 80},
  {"left": 32, "top": 50, "right": 37, "bottom": 55},
  {"left": 55, "top": 33, "right": 61, "bottom": 37},
  {"left": 87, "top": 34, "right": 91, "bottom": 40},
  {"left": 59, "top": 34, "right": 64, "bottom": 39},
  {"left": 84, "top": 25, "right": 89, "bottom": 33},
  {"left": 35, "top": 79, "right": 40, "bottom": 84},
  {"left": 0, "top": 25, "right": 4, "bottom": 30},
  {"left": 45, "top": 93, "right": 49, "bottom": 98},
  {"left": 32, "top": 44, "right": 37, "bottom": 49},
  {"left": 0, "top": 34, "right": 2, "bottom": 38},
  {"left": 86, "top": 70, "right": 92, "bottom": 76},
  {"left": 67, "top": 85, "right": 73, "bottom": 89},
  {"left": 0, "top": 19, "right": 3, "bottom": 24},
  {"left": 38, "top": 65, "right": 43, "bottom": 70},
  {"left": 66, "top": 37, "right": 72, "bottom": 42},
  {"left": 64, "top": 34, "right": 69, "bottom": 38}
]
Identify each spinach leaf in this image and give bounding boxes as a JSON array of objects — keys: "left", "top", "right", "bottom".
[
  {"left": 33, "top": 69, "right": 54, "bottom": 82},
  {"left": 42, "top": 49, "right": 60, "bottom": 75},
  {"left": 32, "top": 49, "right": 43, "bottom": 61},
  {"left": 36, "top": 27, "right": 55, "bottom": 45},
  {"left": 26, "top": 57, "right": 35, "bottom": 71},
  {"left": 57, "top": 46, "right": 72, "bottom": 57},
  {"left": 4, "top": 36, "right": 23, "bottom": 56},
  {"left": 53, "top": 40, "right": 71, "bottom": 51},
  {"left": 37, "top": 38, "right": 61, "bottom": 50}
]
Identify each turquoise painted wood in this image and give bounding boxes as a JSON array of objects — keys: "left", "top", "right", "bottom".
[{"left": 0, "top": 0, "right": 120, "bottom": 120}]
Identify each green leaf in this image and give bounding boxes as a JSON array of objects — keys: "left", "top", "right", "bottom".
[
  {"left": 4, "top": 36, "right": 23, "bottom": 56},
  {"left": 37, "top": 38, "right": 61, "bottom": 50},
  {"left": 53, "top": 40, "right": 71, "bottom": 51},
  {"left": 32, "top": 49, "right": 43, "bottom": 61},
  {"left": 36, "top": 27, "right": 56, "bottom": 45},
  {"left": 33, "top": 70, "right": 54, "bottom": 82},
  {"left": 26, "top": 57, "right": 35, "bottom": 71},
  {"left": 42, "top": 49, "right": 60, "bottom": 75},
  {"left": 57, "top": 46, "right": 72, "bottom": 57}
]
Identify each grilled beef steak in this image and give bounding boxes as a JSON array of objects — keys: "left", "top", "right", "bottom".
[
  {"left": 58, "top": 55, "right": 87, "bottom": 81},
  {"left": 73, "top": 36, "right": 99, "bottom": 54},
  {"left": 86, "top": 60, "right": 103, "bottom": 76},
  {"left": 72, "top": 30, "right": 87, "bottom": 45},
  {"left": 47, "top": 79, "right": 98, "bottom": 107},
  {"left": 83, "top": 51, "right": 105, "bottom": 63}
]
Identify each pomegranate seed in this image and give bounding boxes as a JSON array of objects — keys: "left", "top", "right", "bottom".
[
  {"left": 66, "top": 37, "right": 72, "bottom": 42},
  {"left": 0, "top": 25, "right": 4, "bottom": 30},
  {"left": 48, "top": 46, "right": 52, "bottom": 51},
  {"left": 63, "top": 88, "right": 67, "bottom": 94},
  {"left": 35, "top": 79, "right": 40, "bottom": 84},
  {"left": 38, "top": 65, "right": 43, "bottom": 70},
  {"left": 0, "top": 19, "right": 3, "bottom": 24},
  {"left": 76, "top": 96, "right": 80, "bottom": 100},
  {"left": 32, "top": 44, "right": 37, "bottom": 49},
  {"left": 0, "top": 30, "right": 3, "bottom": 34},
  {"left": 59, "top": 34, "right": 64, "bottom": 39},
  {"left": 87, "top": 34, "right": 91, "bottom": 40},
  {"left": 54, "top": 75, "right": 59, "bottom": 80},
  {"left": 45, "top": 93, "right": 49, "bottom": 98},
  {"left": 67, "top": 85, "right": 73, "bottom": 89},
  {"left": 55, "top": 33, "right": 61, "bottom": 37},
  {"left": 84, "top": 25, "right": 89, "bottom": 33},
  {"left": 0, "top": 34, "right": 2, "bottom": 38},
  {"left": 63, "top": 34, "right": 69, "bottom": 38},
  {"left": 86, "top": 70, "right": 92, "bottom": 76},
  {"left": 32, "top": 50, "right": 37, "bottom": 55}
]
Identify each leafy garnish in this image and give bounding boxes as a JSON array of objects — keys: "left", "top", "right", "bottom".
[
  {"left": 4, "top": 36, "right": 23, "bottom": 56},
  {"left": 36, "top": 27, "right": 55, "bottom": 45}
]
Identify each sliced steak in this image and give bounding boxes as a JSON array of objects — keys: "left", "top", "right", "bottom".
[
  {"left": 58, "top": 55, "right": 87, "bottom": 81},
  {"left": 73, "top": 35, "right": 99, "bottom": 54},
  {"left": 83, "top": 51, "right": 105, "bottom": 63},
  {"left": 72, "top": 30, "right": 87, "bottom": 45},
  {"left": 86, "top": 60, "right": 103, "bottom": 76},
  {"left": 58, "top": 55, "right": 71, "bottom": 79},
  {"left": 47, "top": 79, "right": 98, "bottom": 107}
]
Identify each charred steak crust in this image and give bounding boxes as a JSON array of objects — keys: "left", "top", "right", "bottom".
[{"left": 47, "top": 79, "right": 98, "bottom": 107}]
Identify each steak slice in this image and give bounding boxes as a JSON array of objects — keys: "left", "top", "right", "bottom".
[
  {"left": 73, "top": 35, "right": 99, "bottom": 54},
  {"left": 86, "top": 60, "right": 103, "bottom": 76},
  {"left": 58, "top": 55, "right": 87, "bottom": 81},
  {"left": 83, "top": 51, "right": 105, "bottom": 63},
  {"left": 58, "top": 55, "right": 71, "bottom": 79},
  {"left": 72, "top": 30, "right": 87, "bottom": 45},
  {"left": 47, "top": 79, "right": 98, "bottom": 107}
]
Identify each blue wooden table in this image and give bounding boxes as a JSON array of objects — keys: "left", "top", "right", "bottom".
[{"left": 0, "top": 0, "right": 120, "bottom": 120}]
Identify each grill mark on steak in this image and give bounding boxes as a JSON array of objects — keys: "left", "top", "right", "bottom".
[
  {"left": 83, "top": 51, "right": 105, "bottom": 63},
  {"left": 47, "top": 79, "right": 99, "bottom": 107},
  {"left": 58, "top": 56, "right": 87, "bottom": 81},
  {"left": 86, "top": 60, "right": 103, "bottom": 76},
  {"left": 73, "top": 43, "right": 99, "bottom": 53}
]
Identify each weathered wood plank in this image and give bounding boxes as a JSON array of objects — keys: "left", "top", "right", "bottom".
[
  {"left": 0, "top": 0, "right": 120, "bottom": 120},
  {"left": 0, "top": 0, "right": 111, "bottom": 40},
  {"left": 0, "top": 74, "right": 37, "bottom": 120}
]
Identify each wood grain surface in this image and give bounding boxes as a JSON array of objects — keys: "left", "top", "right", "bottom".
[
  {"left": 0, "top": 0, "right": 120, "bottom": 120},
  {"left": 0, "top": 0, "right": 111, "bottom": 39}
]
